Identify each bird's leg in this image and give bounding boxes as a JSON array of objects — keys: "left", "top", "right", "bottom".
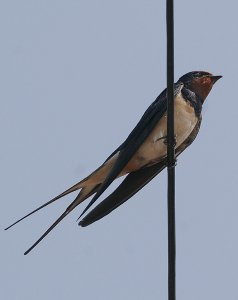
[
  {"left": 160, "top": 135, "right": 178, "bottom": 167},
  {"left": 156, "top": 135, "right": 177, "bottom": 147},
  {"left": 154, "top": 136, "right": 167, "bottom": 143}
]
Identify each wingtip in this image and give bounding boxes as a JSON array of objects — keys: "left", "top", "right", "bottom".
[
  {"left": 78, "top": 214, "right": 96, "bottom": 227},
  {"left": 78, "top": 220, "right": 85, "bottom": 227}
]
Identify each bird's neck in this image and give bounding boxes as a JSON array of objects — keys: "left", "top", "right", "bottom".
[
  {"left": 188, "top": 77, "right": 213, "bottom": 103},
  {"left": 181, "top": 86, "right": 203, "bottom": 117}
]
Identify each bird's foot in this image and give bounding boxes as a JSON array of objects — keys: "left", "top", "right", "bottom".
[{"left": 161, "top": 135, "right": 177, "bottom": 147}]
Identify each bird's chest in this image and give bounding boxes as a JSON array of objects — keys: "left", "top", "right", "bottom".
[{"left": 133, "top": 93, "right": 198, "bottom": 166}]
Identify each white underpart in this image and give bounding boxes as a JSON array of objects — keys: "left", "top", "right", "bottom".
[
  {"left": 131, "top": 91, "right": 198, "bottom": 167},
  {"left": 82, "top": 91, "right": 198, "bottom": 186}
]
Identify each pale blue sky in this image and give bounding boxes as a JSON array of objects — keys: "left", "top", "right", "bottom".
[{"left": 1, "top": 1, "right": 237, "bottom": 300}]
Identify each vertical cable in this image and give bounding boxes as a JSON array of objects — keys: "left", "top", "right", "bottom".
[{"left": 166, "top": 1, "right": 176, "bottom": 300}]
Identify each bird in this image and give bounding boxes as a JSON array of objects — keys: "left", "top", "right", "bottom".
[{"left": 5, "top": 71, "right": 222, "bottom": 255}]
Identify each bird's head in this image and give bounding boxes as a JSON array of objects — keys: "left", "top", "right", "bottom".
[{"left": 178, "top": 71, "right": 222, "bottom": 102}]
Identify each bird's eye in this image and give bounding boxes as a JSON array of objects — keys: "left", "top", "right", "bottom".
[
  {"left": 195, "top": 72, "right": 202, "bottom": 78},
  {"left": 195, "top": 72, "right": 210, "bottom": 79}
]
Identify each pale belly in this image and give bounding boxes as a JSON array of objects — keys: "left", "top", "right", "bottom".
[
  {"left": 124, "top": 92, "right": 198, "bottom": 172},
  {"left": 83, "top": 92, "right": 198, "bottom": 186}
]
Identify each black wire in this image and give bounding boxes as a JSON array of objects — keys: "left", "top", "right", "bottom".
[{"left": 166, "top": 1, "right": 176, "bottom": 300}]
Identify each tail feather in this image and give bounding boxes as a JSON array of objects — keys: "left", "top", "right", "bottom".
[
  {"left": 5, "top": 150, "right": 119, "bottom": 231},
  {"left": 79, "top": 160, "right": 166, "bottom": 227},
  {"left": 24, "top": 185, "right": 99, "bottom": 255},
  {"left": 5, "top": 181, "right": 84, "bottom": 231},
  {"left": 24, "top": 210, "right": 71, "bottom": 255}
]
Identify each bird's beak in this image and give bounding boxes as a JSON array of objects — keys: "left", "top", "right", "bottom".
[{"left": 210, "top": 75, "right": 222, "bottom": 84}]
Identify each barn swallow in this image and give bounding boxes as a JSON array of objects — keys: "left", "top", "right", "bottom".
[{"left": 5, "top": 71, "right": 222, "bottom": 254}]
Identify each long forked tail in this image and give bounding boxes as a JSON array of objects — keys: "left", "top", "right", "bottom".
[
  {"left": 23, "top": 185, "right": 99, "bottom": 255},
  {"left": 5, "top": 152, "right": 118, "bottom": 231},
  {"left": 4, "top": 180, "right": 84, "bottom": 231}
]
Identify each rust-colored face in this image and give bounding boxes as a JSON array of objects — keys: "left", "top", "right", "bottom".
[{"left": 190, "top": 75, "right": 214, "bottom": 102}]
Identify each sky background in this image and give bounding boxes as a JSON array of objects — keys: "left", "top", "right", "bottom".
[{"left": 1, "top": 1, "right": 237, "bottom": 299}]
